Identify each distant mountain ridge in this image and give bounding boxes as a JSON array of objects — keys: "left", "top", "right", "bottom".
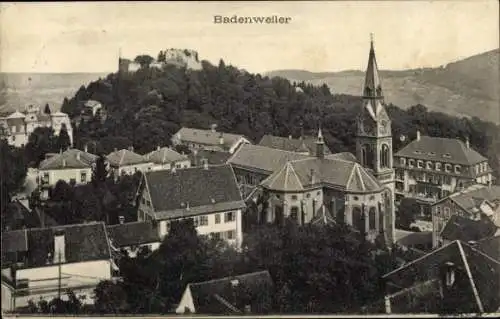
[{"left": 266, "top": 49, "right": 500, "bottom": 124}]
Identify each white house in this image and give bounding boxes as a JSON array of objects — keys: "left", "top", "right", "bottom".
[
  {"left": 1, "top": 222, "right": 114, "bottom": 312},
  {"left": 0, "top": 105, "right": 73, "bottom": 148},
  {"left": 171, "top": 126, "right": 251, "bottom": 154},
  {"left": 83, "top": 100, "right": 103, "bottom": 117},
  {"left": 144, "top": 146, "right": 191, "bottom": 171},
  {"left": 106, "top": 147, "right": 153, "bottom": 176},
  {"left": 38, "top": 148, "right": 97, "bottom": 198},
  {"left": 138, "top": 164, "right": 246, "bottom": 248}
]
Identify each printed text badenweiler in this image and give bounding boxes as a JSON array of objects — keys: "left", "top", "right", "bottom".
[{"left": 214, "top": 15, "right": 292, "bottom": 24}]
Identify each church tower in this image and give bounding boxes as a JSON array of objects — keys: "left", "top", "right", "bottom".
[{"left": 355, "top": 36, "right": 395, "bottom": 245}]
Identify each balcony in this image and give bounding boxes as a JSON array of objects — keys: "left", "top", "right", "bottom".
[{"left": 406, "top": 192, "right": 439, "bottom": 204}]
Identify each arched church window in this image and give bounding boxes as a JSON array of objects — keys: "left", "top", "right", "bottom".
[
  {"left": 362, "top": 144, "right": 374, "bottom": 169},
  {"left": 352, "top": 206, "right": 365, "bottom": 233},
  {"left": 365, "top": 87, "right": 372, "bottom": 96},
  {"left": 380, "top": 144, "right": 390, "bottom": 168},
  {"left": 376, "top": 86, "right": 382, "bottom": 96},
  {"left": 369, "top": 207, "right": 377, "bottom": 230}
]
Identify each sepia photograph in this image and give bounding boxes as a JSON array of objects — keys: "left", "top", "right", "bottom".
[{"left": 0, "top": 1, "right": 499, "bottom": 317}]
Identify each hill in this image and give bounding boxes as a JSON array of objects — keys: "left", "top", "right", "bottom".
[
  {"left": 0, "top": 72, "right": 109, "bottom": 114},
  {"left": 266, "top": 49, "right": 500, "bottom": 124}
]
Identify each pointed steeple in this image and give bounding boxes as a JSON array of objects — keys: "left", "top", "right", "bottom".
[
  {"left": 363, "top": 34, "right": 383, "bottom": 100},
  {"left": 316, "top": 126, "right": 325, "bottom": 159}
]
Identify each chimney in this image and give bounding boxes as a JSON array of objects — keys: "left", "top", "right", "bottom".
[
  {"left": 171, "top": 165, "right": 176, "bottom": 173},
  {"left": 465, "top": 137, "right": 470, "bottom": 149},
  {"left": 84, "top": 144, "right": 88, "bottom": 153},
  {"left": 53, "top": 230, "right": 66, "bottom": 264},
  {"left": 114, "top": 148, "right": 118, "bottom": 152},
  {"left": 219, "top": 132, "right": 224, "bottom": 145},
  {"left": 186, "top": 202, "right": 190, "bottom": 210},
  {"left": 202, "top": 158, "right": 209, "bottom": 169},
  {"left": 211, "top": 124, "right": 217, "bottom": 133},
  {"left": 416, "top": 130, "right": 421, "bottom": 141},
  {"left": 288, "top": 135, "right": 292, "bottom": 140},
  {"left": 310, "top": 168, "right": 316, "bottom": 184},
  {"left": 157, "top": 145, "right": 161, "bottom": 151},
  {"left": 62, "top": 159, "right": 66, "bottom": 167},
  {"left": 128, "top": 146, "right": 134, "bottom": 152},
  {"left": 119, "top": 216, "right": 125, "bottom": 224},
  {"left": 76, "top": 151, "right": 81, "bottom": 161}
]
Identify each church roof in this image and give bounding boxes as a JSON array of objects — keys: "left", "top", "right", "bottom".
[
  {"left": 363, "top": 38, "right": 383, "bottom": 99},
  {"left": 258, "top": 134, "right": 332, "bottom": 156},
  {"left": 145, "top": 147, "right": 188, "bottom": 164},
  {"left": 106, "top": 149, "right": 148, "bottom": 167}
]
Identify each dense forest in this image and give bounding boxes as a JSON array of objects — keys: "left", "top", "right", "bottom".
[{"left": 61, "top": 57, "right": 500, "bottom": 179}]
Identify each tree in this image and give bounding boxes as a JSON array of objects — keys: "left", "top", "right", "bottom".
[
  {"left": 24, "top": 127, "right": 58, "bottom": 166},
  {"left": 55, "top": 124, "right": 72, "bottom": 151},
  {"left": 94, "top": 280, "right": 129, "bottom": 314},
  {"left": 134, "top": 55, "right": 154, "bottom": 68},
  {"left": 92, "top": 154, "right": 109, "bottom": 186},
  {"left": 44, "top": 103, "right": 51, "bottom": 114},
  {"left": 0, "top": 140, "right": 27, "bottom": 214},
  {"left": 396, "top": 198, "right": 420, "bottom": 230}
]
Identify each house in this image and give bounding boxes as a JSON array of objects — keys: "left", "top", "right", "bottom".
[
  {"left": 431, "top": 184, "right": 500, "bottom": 247},
  {"left": 175, "top": 270, "right": 274, "bottom": 314},
  {"left": 144, "top": 146, "right": 191, "bottom": 171},
  {"left": 106, "top": 147, "right": 153, "bottom": 176},
  {"left": 171, "top": 125, "right": 251, "bottom": 154},
  {"left": 83, "top": 100, "right": 103, "bottom": 117},
  {"left": 394, "top": 132, "right": 493, "bottom": 217},
  {"left": 382, "top": 239, "right": 500, "bottom": 314},
  {"left": 439, "top": 214, "right": 498, "bottom": 246},
  {"left": 137, "top": 164, "right": 246, "bottom": 247},
  {"left": 258, "top": 134, "right": 333, "bottom": 156},
  {"left": 106, "top": 221, "right": 161, "bottom": 257},
  {"left": 38, "top": 148, "right": 97, "bottom": 198},
  {"left": 1, "top": 222, "right": 114, "bottom": 312},
  {"left": 0, "top": 105, "right": 73, "bottom": 148}
]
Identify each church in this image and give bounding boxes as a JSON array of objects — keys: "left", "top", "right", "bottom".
[{"left": 229, "top": 38, "right": 396, "bottom": 244}]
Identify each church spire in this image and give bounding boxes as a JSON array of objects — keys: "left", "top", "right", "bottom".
[
  {"left": 315, "top": 126, "right": 325, "bottom": 159},
  {"left": 363, "top": 34, "right": 383, "bottom": 100}
]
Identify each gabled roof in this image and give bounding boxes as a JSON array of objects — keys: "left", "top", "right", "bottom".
[
  {"left": 476, "top": 235, "right": 500, "bottom": 261},
  {"left": 39, "top": 148, "right": 97, "bottom": 170},
  {"left": 186, "top": 270, "right": 274, "bottom": 314},
  {"left": 261, "top": 157, "right": 381, "bottom": 193},
  {"left": 439, "top": 184, "right": 500, "bottom": 214},
  {"left": 143, "top": 164, "right": 245, "bottom": 220},
  {"left": 50, "top": 111, "right": 68, "bottom": 117},
  {"left": 227, "top": 144, "right": 312, "bottom": 174},
  {"left": 395, "top": 136, "right": 487, "bottom": 165},
  {"left": 106, "top": 221, "right": 160, "bottom": 248},
  {"left": 175, "top": 127, "right": 247, "bottom": 151},
  {"left": 107, "top": 149, "right": 148, "bottom": 167},
  {"left": 84, "top": 100, "right": 102, "bottom": 108},
  {"left": 1, "top": 222, "right": 111, "bottom": 268},
  {"left": 6, "top": 111, "right": 26, "bottom": 119},
  {"left": 145, "top": 147, "right": 187, "bottom": 164},
  {"left": 440, "top": 215, "right": 498, "bottom": 243},
  {"left": 383, "top": 240, "right": 500, "bottom": 313},
  {"left": 257, "top": 134, "right": 332, "bottom": 156}
]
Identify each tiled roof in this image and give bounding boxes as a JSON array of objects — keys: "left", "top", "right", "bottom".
[
  {"left": 189, "top": 149, "right": 232, "bottom": 166},
  {"left": 476, "top": 235, "right": 500, "bottom": 261},
  {"left": 325, "top": 152, "right": 359, "bottom": 163},
  {"left": 39, "top": 149, "right": 97, "bottom": 170},
  {"left": 383, "top": 240, "right": 500, "bottom": 313},
  {"left": 261, "top": 158, "right": 381, "bottom": 193},
  {"left": 6, "top": 111, "right": 26, "bottom": 119},
  {"left": 227, "top": 144, "right": 312, "bottom": 174},
  {"left": 106, "top": 221, "right": 160, "bottom": 247},
  {"left": 395, "top": 136, "right": 487, "bottom": 165},
  {"left": 440, "top": 215, "right": 497, "bottom": 242},
  {"left": 145, "top": 147, "right": 187, "bottom": 164},
  {"left": 175, "top": 127, "right": 246, "bottom": 151},
  {"left": 143, "top": 164, "right": 245, "bottom": 220},
  {"left": 258, "top": 135, "right": 332, "bottom": 156},
  {"left": 107, "top": 149, "right": 148, "bottom": 167},
  {"left": 186, "top": 270, "right": 274, "bottom": 314},
  {"left": 1, "top": 222, "right": 111, "bottom": 268},
  {"left": 2, "top": 200, "right": 41, "bottom": 231},
  {"left": 447, "top": 185, "right": 500, "bottom": 214}
]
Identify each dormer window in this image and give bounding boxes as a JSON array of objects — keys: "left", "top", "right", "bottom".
[
  {"left": 445, "top": 164, "right": 452, "bottom": 173},
  {"left": 414, "top": 150, "right": 422, "bottom": 154},
  {"left": 408, "top": 159, "right": 415, "bottom": 168},
  {"left": 426, "top": 161, "right": 433, "bottom": 170},
  {"left": 417, "top": 160, "right": 423, "bottom": 168},
  {"left": 435, "top": 162, "right": 442, "bottom": 171},
  {"left": 454, "top": 165, "right": 461, "bottom": 174},
  {"left": 443, "top": 153, "right": 451, "bottom": 159},
  {"left": 400, "top": 158, "right": 406, "bottom": 166},
  {"left": 428, "top": 152, "right": 436, "bottom": 156}
]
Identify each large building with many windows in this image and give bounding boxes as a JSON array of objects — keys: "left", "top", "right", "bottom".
[{"left": 394, "top": 132, "right": 494, "bottom": 216}]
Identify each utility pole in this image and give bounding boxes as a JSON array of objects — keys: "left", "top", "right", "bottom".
[{"left": 57, "top": 249, "right": 62, "bottom": 299}]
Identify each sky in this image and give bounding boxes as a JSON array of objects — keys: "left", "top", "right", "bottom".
[{"left": 0, "top": 1, "right": 498, "bottom": 74}]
